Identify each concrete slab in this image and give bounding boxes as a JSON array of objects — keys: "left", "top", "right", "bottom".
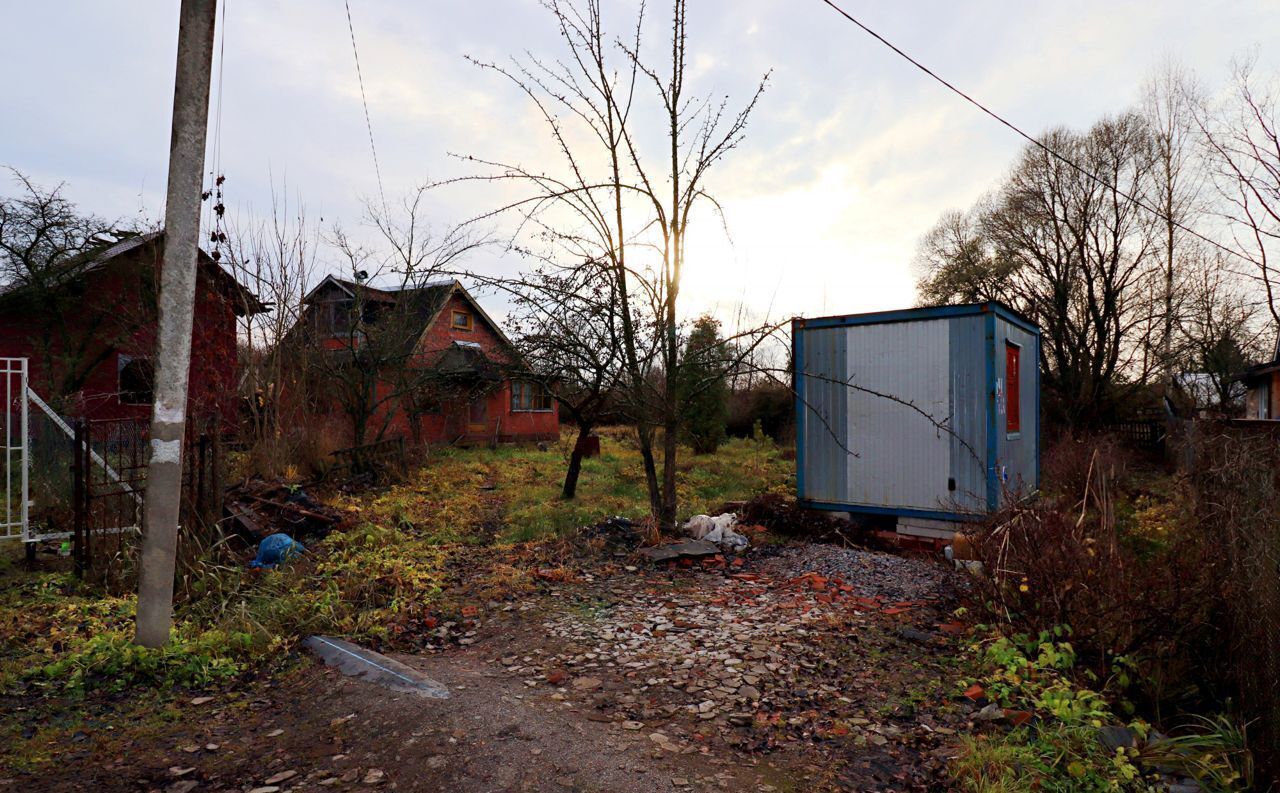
[{"left": 304, "top": 635, "right": 449, "bottom": 698}]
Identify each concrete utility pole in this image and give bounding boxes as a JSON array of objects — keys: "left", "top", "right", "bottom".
[{"left": 135, "top": 0, "right": 218, "bottom": 648}]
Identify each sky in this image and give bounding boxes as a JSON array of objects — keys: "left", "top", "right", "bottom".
[{"left": 4, "top": 0, "right": 1279, "bottom": 329}]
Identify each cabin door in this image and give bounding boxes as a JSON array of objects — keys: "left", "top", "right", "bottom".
[{"left": 468, "top": 394, "right": 488, "bottom": 434}]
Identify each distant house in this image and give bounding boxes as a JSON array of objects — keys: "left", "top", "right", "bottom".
[
  {"left": 0, "top": 230, "right": 266, "bottom": 432},
  {"left": 1241, "top": 338, "right": 1280, "bottom": 420},
  {"left": 292, "top": 275, "right": 559, "bottom": 445},
  {"left": 1169, "top": 372, "right": 1237, "bottom": 418}
]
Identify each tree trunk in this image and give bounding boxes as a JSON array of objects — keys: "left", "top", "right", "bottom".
[
  {"left": 561, "top": 421, "right": 594, "bottom": 500},
  {"left": 636, "top": 424, "right": 662, "bottom": 519},
  {"left": 660, "top": 414, "right": 679, "bottom": 530}
]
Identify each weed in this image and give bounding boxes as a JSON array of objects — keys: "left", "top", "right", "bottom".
[{"left": 1140, "top": 715, "right": 1254, "bottom": 791}]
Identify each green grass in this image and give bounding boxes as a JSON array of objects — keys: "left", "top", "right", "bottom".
[{"left": 340, "top": 427, "right": 793, "bottom": 544}]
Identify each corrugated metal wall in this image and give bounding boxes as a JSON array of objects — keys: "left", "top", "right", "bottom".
[
  {"left": 798, "top": 327, "right": 848, "bottom": 504},
  {"left": 798, "top": 305, "right": 1039, "bottom": 518},
  {"left": 995, "top": 317, "right": 1039, "bottom": 497},
  {"left": 842, "top": 319, "right": 951, "bottom": 511},
  {"left": 947, "top": 315, "right": 988, "bottom": 512}
]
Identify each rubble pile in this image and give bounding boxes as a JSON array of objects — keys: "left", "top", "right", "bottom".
[
  {"left": 759, "top": 544, "right": 960, "bottom": 603},
  {"left": 491, "top": 546, "right": 968, "bottom": 787},
  {"left": 224, "top": 478, "right": 342, "bottom": 543}
]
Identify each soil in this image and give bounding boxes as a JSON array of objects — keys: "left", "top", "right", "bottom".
[{"left": 6, "top": 542, "right": 972, "bottom": 792}]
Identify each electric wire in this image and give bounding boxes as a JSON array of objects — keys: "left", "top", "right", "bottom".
[
  {"left": 818, "top": 0, "right": 1277, "bottom": 287},
  {"left": 205, "top": 0, "right": 228, "bottom": 249},
  {"left": 343, "top": 0, "right": 389, "bottom": 217}
]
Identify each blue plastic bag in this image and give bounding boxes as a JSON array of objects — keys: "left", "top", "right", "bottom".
[{"left": 249, "top": 533, "right": 305, "bottom": 569}]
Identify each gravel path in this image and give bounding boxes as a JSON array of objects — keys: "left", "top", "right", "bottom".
[{"left": 759, "top": 544, "right": 960, "bottom": 603}]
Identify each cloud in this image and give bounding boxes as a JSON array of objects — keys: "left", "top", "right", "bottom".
[{"left": 4, "top": 0, "right": 1279, "bottom": 325}]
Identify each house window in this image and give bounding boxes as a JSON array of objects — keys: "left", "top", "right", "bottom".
[
  {"left": 118, "top": 355, "right": 154, "bottom": 406},
  {"left": 314, "top": 299, "right": 353, "bottom": 336},
  {"left": 1005, "top": 341, "right": 1021, "bottom": 436},
  {"left": 511, "top": 380, "right": 553, "bottom": 412},
  {"left": 452, "top": 310, "right": 472, "bottom": 331}
]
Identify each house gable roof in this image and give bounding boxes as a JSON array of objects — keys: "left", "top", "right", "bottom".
[
  {"left": 0, "top": 229, "right": 268, "bottom": 316},
  {"left": 416, "top": 281, "right": 521, "bottom": 358},
  {"left": 298, "top": 276, "right": 527, "bottom": 368}
]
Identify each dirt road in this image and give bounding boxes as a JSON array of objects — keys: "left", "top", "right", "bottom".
[{"left": 15, "top": 544, "right": 970, "bottom": 792}]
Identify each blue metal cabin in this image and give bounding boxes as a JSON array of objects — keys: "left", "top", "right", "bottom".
[{"left": 793, "top": 301, "right": 1040, "bottom": 529}]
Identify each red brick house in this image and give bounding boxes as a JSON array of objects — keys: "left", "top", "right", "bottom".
[
  {"left": 294, "top": 275, "right": 559, "bottom": 445},
  {"left": 0, "top": 231, "right": 265, "bottom": 432}
]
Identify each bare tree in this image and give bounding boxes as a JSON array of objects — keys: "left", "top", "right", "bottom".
[
  {"left": 990, "top": 116, "right": 1161, "bottom": 425},
  {"left": 1198, "top": 57, "right": 1280, "bottom": 334},
  {"left": 1177, "top": 250, "right": 1268, "bottom": 410},
  {"left": 451, "top": 0, "right": 768, "bottom": 528},
  {"left": 915, "top": 116, "right": 1162, "bottom": 425},
  {"left": 1142, "top": 59, "right": 1207, "bottom": 381},
  {"left": 0, "top": 170, "right": 143, "bottom": 401},
  {"left": 221, "top": 181, "right": 318, "bottom": 471},
  {"left": 914, "top": 206, "right": 1017, "bottom": 306},
  {"left": 493, "top": 257, "right": 642, "bottom": 498}
]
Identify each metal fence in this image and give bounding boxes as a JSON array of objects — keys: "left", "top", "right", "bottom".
[
  {"left": 2, "top": 358, "right": 28, "bottom": 541},
  {"left": 70, "top": 415, "right": 220, "bottom": 579},
  {"left": 2, "top": 357, "right": 222, "bottom": 579}
]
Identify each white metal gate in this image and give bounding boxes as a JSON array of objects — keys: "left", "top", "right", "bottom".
[{"left": 2, "top": 358, "right": 29, "bottom": 541}]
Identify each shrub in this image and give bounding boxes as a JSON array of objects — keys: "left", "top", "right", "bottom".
[
  {"left": 1040, "top": 432, "right": 1132, "bottom": 501},
  {"left": 726, "top": 382, "right": 794, "bottom": 444},
  {"left": 960, "top": 433, "right": 1267, "bottom": 787},
  {"left": 966, "top": 443, "right": 1215, "bottom": 688},
  {"left": 956, "top": 628, "right": 1253, "bottom": 791},
  {"left": 1182, "top": 422, "right": 1280, "bottom": 782},
  {"left": 32, "top": 625, "right": 253, "bottom": 694},
  {"left": 954, "top": 628, "right": 1144, "bottom": 791}
]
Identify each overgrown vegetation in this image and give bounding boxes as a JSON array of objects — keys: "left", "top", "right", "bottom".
[
  {"left": 0, "top": 431, "right": 790, "bottom": 730},
  {"left": 955, "top": 433, "right": 1268, "bottom": 789},
  {"left": 954, "top": 628, "right": 1252, "bottom": 791}
]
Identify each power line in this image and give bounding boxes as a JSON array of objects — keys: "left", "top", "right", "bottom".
[
  {"left": 208, "top": 0, "right": 228, "bottom": 261},
  {"left": 817, "top": 0, "right": 1277, "bottom": 287},
  {"left": 203, "top": 0, "right": 227, "bottom": 246},
  {"left": 343, "top": 0, "right": 389, "bottom": 217}
]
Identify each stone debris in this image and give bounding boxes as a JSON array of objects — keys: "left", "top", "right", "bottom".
[
  {"left": 759, "top": 544, "right": 960, "bottom": 603},
  {"left": 492, "top": 542, "right": 966, "bottom": 785},
  {"left": 637, "top": 539, "right": 722, "bottom": 563}
]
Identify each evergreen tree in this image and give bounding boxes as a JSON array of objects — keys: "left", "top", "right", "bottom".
[{"left": 678, "top": 316, "right": 729, "bottom": 454}]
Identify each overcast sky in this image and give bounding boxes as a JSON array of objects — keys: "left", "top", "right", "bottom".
[{"left": 4, "top": 1, "right": 1278, "bottom": 326}]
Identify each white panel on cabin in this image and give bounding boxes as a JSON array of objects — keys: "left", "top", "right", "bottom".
[{"left": 844, "top": 320, "right": 951, "bottom": 511}]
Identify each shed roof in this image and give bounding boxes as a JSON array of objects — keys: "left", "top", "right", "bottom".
[
  {"left": 794, "top": 300, "right": 1039, "bottom": 336},
  {"left": 0, "top": 229, "right": 268, "bottom": 315}
]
